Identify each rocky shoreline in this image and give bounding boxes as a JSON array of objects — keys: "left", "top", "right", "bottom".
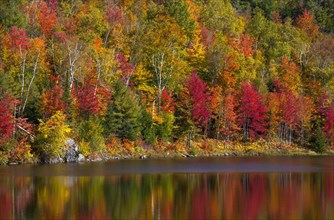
[{"left": 3, "top": 138, "right": 334, "bottom": 166}]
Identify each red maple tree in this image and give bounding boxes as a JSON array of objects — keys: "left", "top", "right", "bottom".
[
  {"left": 188, "top": 72, "right": 211, "bottom": 128},
  {"left": 117, "top": 53, "right": 134, "bottom": 84},
  {"left": 239, "top": 82, "right": 267, "bottom": 140},
  {"left": 0, "top": 94, "right": 16, "bottom": 146},
  {"left": 324, "top": 104, "right": 334, "bottom": 146},
  {"left": 38, "top": 1, "right": 58, "bottom": 37},
  {"left": 233, "top": 34, "right": 256, "bottom": 58},
  {"left": 161, "top": 88, "right": 175, "bottom": 112},
  {"left": 280, "top": 90, "right": 298, "bottom": 128},
  {"left": 5, "top": 26, "right": 30, "bottom": 52},
  {"left": 42, "top": 78, "right": 65, "bottom": 118},
  {"left": 296, "top": 9, "right": 319, "bottom": 39},
  {"left": 75, "top": 81, "right": 100, "bottom": 117}
]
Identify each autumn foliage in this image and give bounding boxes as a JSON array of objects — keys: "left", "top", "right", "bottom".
[
  {"left": 0, "top": 94, "right": 16, "bottom": 146},
  {"left": 188, "top": 72, "right": 211, "bottom": 128},
  {"left": 324, "top": 105, "right": 334, "bottom": 147},
  {"left": 161, "top": 88, "right": 175, "bottom": 113},
  {"left": 296, "top": 10, "right": 319, "bottom": 39},
  {"left": 38, "top": 1, "right": 57, "bottom": 37},
  {"left": 5, "top": 26, "right": 30, "bottom": 52},
  {"left": 75, "top": 82, "right": 100, "bottom": 117},
  {"left": 0, "top": 0, "right": 334, "bottom": 162},
  {"left": 42, "top": 81, "right": 65, "bottom": 118},
  {"left": 239, "top": 82, "right": 267, "bottom": 140}
]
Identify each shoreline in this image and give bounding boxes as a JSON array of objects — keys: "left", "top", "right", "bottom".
[{"left": 4, "top": 139, "right": 333, "bottom": 165}]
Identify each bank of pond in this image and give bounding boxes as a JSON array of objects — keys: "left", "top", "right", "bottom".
[{"left": 1, "top": 138, "right": 333, "bottom": 165}]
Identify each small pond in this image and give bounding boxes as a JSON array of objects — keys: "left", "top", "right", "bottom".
[{"left": 0, "top": 156, "right": 333, "bottom": 219}]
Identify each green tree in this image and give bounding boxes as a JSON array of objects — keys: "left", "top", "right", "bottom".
[
  {"left": 309, "top": 120, "right": 328, "bottom": 153},
  {"left": 0, "top": 0, "right": 27, "bottom": 29},
  {"left": 139, "top": 107, "right": 156, "bottom": 145},
  {"left": 75, "top": 2, "right": 107, "bottom": 42},
  {"left": 164, "top": 0, "right": 195, "bottom": 38},
  {"left": 201, "top": 0, "right": 244, "bottom": 36},
  {"left": 104, "top": 80, "right": 141, "bottom": 141},
  {"left": 156, "top": 112, "right": 175, "bottom": 142},
  {"left": 78, "top": 116, "right": 105, "bottom": 155}
]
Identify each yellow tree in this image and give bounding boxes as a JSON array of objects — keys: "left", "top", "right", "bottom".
[
  {"left": 201, "top": 0, "right": 244, "bottom": 36},
  {"left": 279, "top": 56, "right": 302, "bottom": 95},
  {"left": 143, "top": 14, "right": 189, "bottom": 115},
  {"left": 35, "top": 111, "right": 71, "bottom": 160},
  {"left": 186, "top": 28, "right": 207, "bottom": 72}
]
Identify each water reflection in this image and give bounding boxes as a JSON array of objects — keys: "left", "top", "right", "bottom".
[{"left": 0, "top": 172, "right": 333, "bottom": 219}]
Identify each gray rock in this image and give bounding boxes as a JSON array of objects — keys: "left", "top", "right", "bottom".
[
  {"left": 39, "top": 139, "right": 81, "bottom": 164},
  {"left": 49, "top": 154, "right": 64, "bottom": 164},
  {"left": 91, "top": 156, "right": 103, "bottom": 162},
  {"left": 78, "top": 154, "right": 85, "bottom": 162},
  {"left": 65, "top": 147, "right": 78, "bottom": 163},
  {"left": 65, "top": 138, "right": 78, "bottom": 151},
  {"left": 64, "top": 138, "right": 80, "bottom": 163}
]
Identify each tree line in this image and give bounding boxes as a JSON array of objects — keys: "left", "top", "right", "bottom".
[{"left": 0, "top": 0, "right": 334, "bottom": 163}]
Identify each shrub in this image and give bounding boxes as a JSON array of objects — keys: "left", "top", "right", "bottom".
[{"left": 34, "top": 111, "right": 71, "bottom": 159}]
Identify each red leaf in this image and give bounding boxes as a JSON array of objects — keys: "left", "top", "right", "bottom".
[
  {"left": 42, "top": 79, "right": 65, "bottom": 118},
  {"left": 324, "top": 104, "right": 334, "bottom": 145},
  {"left": 38, "top": 1, "right": 57, "bottom": 37},
  {"left": 0, "top": 94, "right": 16, "bottom": 146},
  {"left": 296, "top": 10, "right": 319, "bottom": 38},
  {"left": 233, "top": 34, "right": 256, "bottom": 58},
  {"left": 75, "top": 82, "right": 100, "bottom": 116},
  {"left": 161, "top": 88, "right": 175, "bottom": 112},
  {"left": 6, "top": 26, "right": 30, "bottom": 52},
  {"left": 188, "top": 72, "right": 211, "bottom": 127},
  {"left": 239, "top": 82, "right": 267, "bottom": 140}
]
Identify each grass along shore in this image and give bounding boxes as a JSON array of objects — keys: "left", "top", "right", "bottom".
[
  {"left": 86, "top": 138, "right": 333, "bottom": 162},
  {"left": 1, "top": 138, "right": 333, "bottom": 165}
]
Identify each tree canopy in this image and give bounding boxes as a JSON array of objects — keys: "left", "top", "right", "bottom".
[{"left": 1, "top": 0, "right": 334, "bottom": 162}]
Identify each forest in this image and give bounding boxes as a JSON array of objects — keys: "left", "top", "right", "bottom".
[{"left": 0, "top": 0, "right": 334, "bottom": 163}]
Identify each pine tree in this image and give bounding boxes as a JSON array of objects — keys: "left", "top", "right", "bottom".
[
  {"left": 310, "top": 120, "right": 328, "bottom": 153},
  {"left": 139, "top": 108, "right": 156, "bottom": 145},
  {"left": 78, "top": 116, "right": 105, "bottom": 154},
  {"left": 104, "top": 80, "right": 141, "bottom": 141}
]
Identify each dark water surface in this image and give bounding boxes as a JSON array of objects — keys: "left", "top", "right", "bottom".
[{"left": 0, "top": 156, "right": 333, "bottom": 219}]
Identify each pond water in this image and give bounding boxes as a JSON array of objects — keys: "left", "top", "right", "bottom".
[{"left": 0, "top": 156, "right": 333, "bottom": 219}]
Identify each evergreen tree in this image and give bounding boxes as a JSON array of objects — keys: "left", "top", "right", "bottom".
[
  {"left": 156, "top": 112, "right": 175, "bottom": 142},
  {"left": 104, "top": 80, "right": 141, "bottom": 141},
  {"left": 309, "top": 120, "right": 328, "bottom": 153},
  {"left": 78, "top": 116, "right": 105, "bottom": 155},
  {"left": 139, "top": 108, "right": 156, "bottom": 145}
]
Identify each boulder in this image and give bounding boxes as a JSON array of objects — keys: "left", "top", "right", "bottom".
[
  {"left": 78, "top": 154, "right": 85, "bottom": 162},
  {"left": 65, "top": 147, "right": 78, "bottom": 163},
  {"left": 47, "top": 154, "right": 64, "bottom": 164},
  {"left": 64, "top": 138, "right": 80, "bottom": 163}
]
